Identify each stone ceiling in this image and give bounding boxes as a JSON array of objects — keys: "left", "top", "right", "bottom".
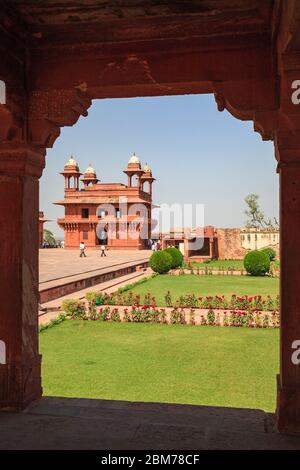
[{"left": 5, "top": 1, "right": 274, "bottom": 47}]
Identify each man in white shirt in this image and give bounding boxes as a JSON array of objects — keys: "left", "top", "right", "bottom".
[{"left": 79, "top": 241, "right": 86, "bottom": 257}]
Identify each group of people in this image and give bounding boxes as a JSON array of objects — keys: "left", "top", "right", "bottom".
[
  {"left": 79, "top": 239, "right": 161, "bottom": 257},
  {"left": 150, "top": 240, "right": 161, "bottom": 252},
  {"left": 79, "top": 242, "right": 107, "bottom": 258}
]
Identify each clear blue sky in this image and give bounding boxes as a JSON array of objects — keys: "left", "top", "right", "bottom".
[{"left": 40, "top": 94, "right": 278, "bottom": 237}]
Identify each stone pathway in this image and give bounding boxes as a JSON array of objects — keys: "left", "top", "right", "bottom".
[{"left": 39, "top": 248, "right": 151, "bottom": 283}]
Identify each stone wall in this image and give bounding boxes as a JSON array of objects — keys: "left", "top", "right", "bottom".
[
  {"left": 215, "top": 228, "right": 247, "bottom": 260},
  {"left": 215, "top": 228, "right": 280, "bottom": 260}
]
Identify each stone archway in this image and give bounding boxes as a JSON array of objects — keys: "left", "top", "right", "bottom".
[{"left": 1, "top": 0, "right": 300, "bottom": 433}]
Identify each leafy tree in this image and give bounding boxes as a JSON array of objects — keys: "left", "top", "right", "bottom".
[
  {"left": 43, "top": 229, "right": 56, "bottom": 247},
  {"left": 244, "top": 194, "right": 265, "bottom": 228},
  {"left": 244, "top": 194, "right": 279, "bottom": 229}
]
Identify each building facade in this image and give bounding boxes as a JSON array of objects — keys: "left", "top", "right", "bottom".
[
  {"left": 56, "top": 154, "right": 155, "bottom": 250},
  {"left": 162, "top": 226, "right": 279, "bottom": 261}
]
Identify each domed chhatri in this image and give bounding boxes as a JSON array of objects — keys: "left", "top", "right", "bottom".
[
  {"left": 128, "top": 152, "right": 140, "bottom": 165},
  {"left": 143, "top": 162, "right": 152, "bottom": 174},
  {"left": 82, "top": 163, "right": 98, "bottom": 186},
  {"left": 64, "top": 156, "right": 79, "bottom": 171},
  {"left": 84, "top": 164, "right": 97, "bottom": 176}
]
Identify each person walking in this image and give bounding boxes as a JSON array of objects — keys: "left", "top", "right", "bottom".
[
  {"left": 79, "top": 241, "right": 86, "bottom": 257},
  {"left": 100, "top": 244, "right": 107, "bottom": 257}
]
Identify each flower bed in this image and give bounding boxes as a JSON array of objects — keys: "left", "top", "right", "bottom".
[
  {"left": 83, "top": 290, "right": 280, "bottom": 311},
  {"left": 61, "top": 300, "right": 279, "bottom": 329}
]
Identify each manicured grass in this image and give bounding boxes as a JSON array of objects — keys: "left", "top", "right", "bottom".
[
  {"left": 189, "top": 259, "right": 244, "bottom": 269},
  {"left": 40, "top": 321, "right": 279, "bottom": 411},
  {"left": 126, "top": 274, "right": 279, "bottom": 306}
]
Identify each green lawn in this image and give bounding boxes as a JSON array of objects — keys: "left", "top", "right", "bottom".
[
  {"left": 40, "top": 321, "right": 279, "bottom": 411},
  {"left": 127, "top": 274, "right": 279, "bottom": 306},
  {"left": 189, "top": 259, "right": 244, "bottom": 269}
]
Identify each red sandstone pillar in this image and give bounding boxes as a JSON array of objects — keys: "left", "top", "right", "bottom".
[
  {"left": 0, "top": 144, "right": 44, "bottom": 409},
  {"left": 277, "top": 155, "right": 300, "bottom": 433}
]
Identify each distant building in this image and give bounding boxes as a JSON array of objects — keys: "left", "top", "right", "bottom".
[
  {"left": 162, "top": 226, "right": 279, "bottom": 261},
  {"left": 55, "top": 154, "right": 155, "bottom": 249}
]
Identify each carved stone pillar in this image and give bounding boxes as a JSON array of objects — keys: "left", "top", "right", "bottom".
[
  {"left": 0, "top": 143, "right": 45, "bottom": 409},
  {"left": 276, "top": 135, "right": 300, "bottom": 433}
]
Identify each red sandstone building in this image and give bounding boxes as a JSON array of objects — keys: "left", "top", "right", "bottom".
[
  {"left": 162, "top": 226, "right": 280, "bottom": 262},
  {"left": 55, "top": 154, "right": 155, "bottom": 249}
]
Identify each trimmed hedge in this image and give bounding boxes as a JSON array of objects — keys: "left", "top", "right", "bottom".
[
  {"left": 243, "top": 250, "right": 270, "bottom": 276},
  {"left": 164, "top": 247, "right": 184, "bottom": 269},
  {"left": 149, "top": 251, "right": 173, "bottom": 274},
  {"left": 261, "top": 247, "right": 276, "bottom": 261}
]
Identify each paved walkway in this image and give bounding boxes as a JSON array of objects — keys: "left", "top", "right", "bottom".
[
  {"left": 1, "top": 397, "right": 300, "bottom": 449},
  {"left": 39, "top": 248, "right": 151, "bottom": 284}
]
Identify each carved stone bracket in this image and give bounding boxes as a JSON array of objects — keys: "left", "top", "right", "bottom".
[
  {"left": 213, "top": 77, "right": 279, "bottom": 142},
  {"left": 28, "top": 87, "right": 92, "bottom": 149}
]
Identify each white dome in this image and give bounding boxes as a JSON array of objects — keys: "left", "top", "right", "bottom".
[
  {"left": 66, "top": 156, "right": 77, "bottom": 165},
  {"left": 84, "top": 164, "right": 96, "bottom": 175},
  {"left": 143, "top": 162, "right": 152, "bottom": 173},
  {"left": 128, "top": 153, "right": 140, "bottom": 164},
  {"left": 64, "top": 156, "right": 79, "bottom": 170}
]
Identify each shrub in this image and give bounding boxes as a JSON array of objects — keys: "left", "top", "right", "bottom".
[
  {"left": 207, "top": 308, "right": 215, "bottom": 326},
  {"left": 61, "top": 299, "right": 80, "bottom": 316},
  {"left": 164, "top": 247, "right": 183, "bottom": 268},
  {"left": 149, "top": 250, "right": 173, "bottom": 274},
  {"left": 243, "top": 250, "right": 270, "bottom": 276},
  {"left": 164, "top": 290, "right": 172, "bottom": 307},
  {"left": 85, "top": 291, "right": 99, "bottom": 303},
  {"left": 261, "top": 247, "right": 276, "bottom": 261}
]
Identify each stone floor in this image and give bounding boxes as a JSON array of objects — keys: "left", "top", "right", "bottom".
[
  {"left": 1, "top": 397, "right": 300, "bottom": 449},
  {"left": 39, "top": 248, "right": 151, "bottom": 283}
]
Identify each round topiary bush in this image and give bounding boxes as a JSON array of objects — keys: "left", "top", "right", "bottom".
[
  {"left": 164, "top": 247, "right": 184, "bottom": 269},
  {"left": 243, "top": 250, "right": 270, "bottom": 276},
  {"left": 149, "top": 251, "right": 173, "bottom": 274},
  {"left": 261, "top": 247, "right": 276, "bottom": 261}
]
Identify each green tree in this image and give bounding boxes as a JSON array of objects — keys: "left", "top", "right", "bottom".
[
  {"left": 43, "top": 229, "right": 56, "bottom": 247},
  {"left": 244, "top": 194, "right": 279, "bottom": 229},
  {"left": 244, "top": 194, "right": 265, "bottom": 228}
]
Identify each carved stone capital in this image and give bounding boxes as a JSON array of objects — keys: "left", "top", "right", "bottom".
[
  {"left": 0, "top": 143, "right": 45, "bottom": 178},
  {"left": 28, "top": 88, "right": 92, "bottom": 148},
  {"left": 0, "top": 105, "right": 23, "bottom": 142}
]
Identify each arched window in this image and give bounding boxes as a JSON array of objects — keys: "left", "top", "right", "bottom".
[
  {"left": 143, "top": 181, "right": 150, "bottom": 193},
  {"left": 0, "top": 80, "right": 6, "bottom": 105}
]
